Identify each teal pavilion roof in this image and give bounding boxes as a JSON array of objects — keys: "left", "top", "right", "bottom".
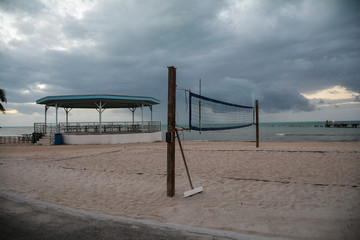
[{"left": 36, "top": 94, "right": 160, "bottom": 109}]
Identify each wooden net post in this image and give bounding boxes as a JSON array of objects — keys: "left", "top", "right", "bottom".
[
  {"left": 167, "top": 66, "right": 176, "bottom": 197},
  {"left": 255, "top": 100, "right": 259, "bottom": 148}
]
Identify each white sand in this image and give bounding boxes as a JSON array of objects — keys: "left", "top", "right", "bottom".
[{"left": 1, "top": 142, "right": 359, "bottom": 239}]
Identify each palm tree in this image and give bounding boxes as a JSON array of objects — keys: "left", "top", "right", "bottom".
[{"left": 0, "top": 89, "right": 7, "bottom": 114}]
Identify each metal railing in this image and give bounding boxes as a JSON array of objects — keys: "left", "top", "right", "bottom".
[
  {"left": 34, "top": 123, "right": 58, "bottom": 135},
  {"left": 34, "top": 121, "right": 161, "bottom": 135},
  {"left": 33, "top": 123, "right": 59, "bottom": 144},
  {"left": 49, "top": 126, "right": 58, "bottom": 144}
]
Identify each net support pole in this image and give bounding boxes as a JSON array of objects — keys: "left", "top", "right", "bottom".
[
  {"left": 255, "top": 100, "right": 259, "bottom": 148},
  {"left": 167, "top": 66, "right": 176, "bottom": 197},
  {"left": 141, "top": 103, "right": 144, "bottom": 132},
  {"left": 252, "top": 93, "right": 255, "bottom": 125},
  {"left": 199, "top": 79, "right": 201, "bottom": 134}
]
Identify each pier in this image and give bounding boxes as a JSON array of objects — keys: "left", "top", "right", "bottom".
[
  {"left": 273, "top": 121, "right": 360, "bottom": 128},
  {"left": 325, "top": 121, "right": 359, "bottom": 128}
]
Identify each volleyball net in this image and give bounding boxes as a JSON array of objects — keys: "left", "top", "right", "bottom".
[{"left": 189, "top": 92, "right": 254, "bottom": 131}]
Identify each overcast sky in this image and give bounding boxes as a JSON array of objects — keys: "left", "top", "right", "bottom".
[{"left": 1, "top": 0, "right": 359, "bottom": 126}]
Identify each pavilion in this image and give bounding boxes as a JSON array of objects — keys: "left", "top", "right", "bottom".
[{"left": 35, "top": 94, "right": 162, "bottom": 145}]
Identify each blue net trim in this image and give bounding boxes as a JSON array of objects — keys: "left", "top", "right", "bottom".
[
  {"left": 190, "top": 124, "right": 253, "bottom": 131},
  {"left": 189, "top": 92, "right": 253, "bottom": 109}
]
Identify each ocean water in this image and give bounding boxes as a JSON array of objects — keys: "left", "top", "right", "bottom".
[
  {"left": 1, "top": 122, "right": 360, "bottom": 142},
  {"left": 165, "top": 121, "right": 360, "bottom": 142},
  {"left": 0, "top": 126, "right": 34, "bottom": 137}
]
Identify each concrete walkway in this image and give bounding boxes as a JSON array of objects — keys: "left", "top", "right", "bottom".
[{"left": 0, "top": 191, "right": 286, "bottom": 240}]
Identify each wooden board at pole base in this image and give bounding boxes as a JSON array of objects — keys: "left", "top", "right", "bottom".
[{"left": 184, "top": 186, "right": 203, "bottom": 198}]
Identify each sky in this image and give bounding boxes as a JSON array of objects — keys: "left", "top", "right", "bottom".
[{"left": 1, "top": 0, "right": 360, "bottom": 126}]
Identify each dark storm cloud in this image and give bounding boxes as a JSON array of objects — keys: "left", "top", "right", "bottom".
[
  {"left": 0, "top": 0, "right": 44, "bottom": 14},
  {"left": 0, "top": 0, "right": 359, "bottom": 121},
  {"left": 258, "top": 84, "right": 315, "bottom": 112}
]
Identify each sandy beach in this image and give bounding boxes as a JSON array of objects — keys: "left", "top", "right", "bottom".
[{"left": 0, "top": 141, "right": 359, "bottom": 239}]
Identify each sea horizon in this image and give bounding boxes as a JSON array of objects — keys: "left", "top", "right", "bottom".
[
  {"left": 2, "top": 119, "right": 360, "bottom": 128},
  {"left": 1, "top": 120, "right": 359, "bottom": 142}
]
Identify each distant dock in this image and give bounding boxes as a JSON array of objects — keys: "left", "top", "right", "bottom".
[
  {"left": 324, "top": 121, "right": 359, "bottom": 128},
  {"left": 282, "top": 121, "right": 360, "bottom": 128}
]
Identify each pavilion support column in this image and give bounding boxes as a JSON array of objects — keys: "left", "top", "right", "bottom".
[
  {"left": 141, "top": 103, "right": 144, "bottom": 132},
  {"left": 64, "top": 108, "right": 72, "bottom": 133},
  {"left": 149, "top": 105, "right": 153, "bottom": 132},
  {"left": 95, "top": 101, "right": 106, "bottom": 133},
  {"left": 55, "top": 104, "right": 59, "bottom": 133},
  {"left": 45, "top": 106, "right": 49, "bottom": 134},
  {"left": 149, "top": 105, "right": 153, "bottom": 122},
  {"left": 129, "top": 108, "right": 136, "bottom": 125}
]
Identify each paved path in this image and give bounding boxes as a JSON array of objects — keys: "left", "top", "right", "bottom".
[
  {"left": 0, "top": 196, "right": 231, "bottom": 240},
  {"left": 0, "top": 192, "right": 286, "bottom": 240}
]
